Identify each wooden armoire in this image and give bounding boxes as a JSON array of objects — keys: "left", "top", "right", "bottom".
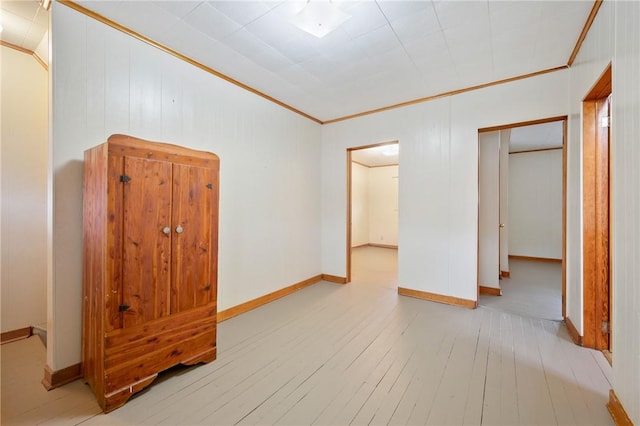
[{"left": 82, "top": 135, "right": 219, "bottom": 412}]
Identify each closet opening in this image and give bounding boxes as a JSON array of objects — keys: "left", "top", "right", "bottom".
[{"left": 477, "top": 117, "right": 567, "bottom": 321}]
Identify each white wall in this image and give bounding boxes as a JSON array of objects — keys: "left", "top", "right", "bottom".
[
  {"left": 50, "top": 5, "right": 321, "bottom": 369},
  {"left": 351, "top": 162, "right": 369, "bottom": 247},
  {"left": 321, "top": 70, "right": 568, "bottom": 301},
  {"left": 567, "top": 1, "right": 639, "bottom": 421},
  {"left": 611, "top": 3, "right": 640, "bottom": 420},
  {"left": 567, "top": 1, "right": 640, "bottom": 422},
  {"left": 508, "top": 149, "right": 563, "bottom": 259},
  {"left": 368, "top": 166, "right": 398, "bottom": 246},
  {"left": 565, "top": 0, "right": 614, "bottom": 338},
  {"left": 0, "top": 46, "right": 48, "bottom": 333},
  {"left": 351, "top": 163, "right": 398, "bottom": 247},
  {"left": 35, "top": 31, "right": 49, "bottom": 67},
  {"left": 611, "top": 2, "right": 640, "bottom": 419}
]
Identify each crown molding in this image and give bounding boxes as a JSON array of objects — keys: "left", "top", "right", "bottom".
[
  {"left": 58, "top": 0, "right": 601, "bottom": 126},
  {"left": 58, "top": 0, "right": 323, "bottom": 125},
  {"left": 0, "top": 40, "right": 48, "bottom": 71}
]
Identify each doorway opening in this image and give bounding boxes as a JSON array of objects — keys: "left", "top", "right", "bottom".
[
  {"left": 477, "top": 117, "right": 567, "bottom": 321},
  {"left": 582, "top": 64, "right": 612, "bottom": 356},
  {"left": 346, "top": 141, "right": 399, "bottom": 288}
]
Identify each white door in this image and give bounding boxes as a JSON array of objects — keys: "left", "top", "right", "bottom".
[
  {"left": 499, "top": 130, "right": 510, "bottom": 275},
  {"left": 479, "top": 132, "right": 500, "bottom": 289}
]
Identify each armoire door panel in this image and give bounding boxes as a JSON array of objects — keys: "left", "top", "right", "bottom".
[
  {"left": 208, "top": 175, "right": 219, "bottom": 302},
  {"left": 122, "top": 157, "right": 173, "bottom": 327},
  {"left": 106, "top": 154, "right": 125, "bottom": 332},
  {"left": 171, "top": 165, "right": 216, "bottom": 312}
]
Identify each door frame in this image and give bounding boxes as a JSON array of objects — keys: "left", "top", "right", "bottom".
[
  {"left": 346, "top": 140, "right": 399, "bottom": 283},
  {"left": 581, "top": 64, "right": 612, "bottom": 351},
  {"left": 477, "top": 115, "right": 568, "bottom": 315}
]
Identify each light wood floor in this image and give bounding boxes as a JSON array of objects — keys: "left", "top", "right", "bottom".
[
  {"left": 479, "top": 259, "right": 563, "bottom": 321},
  {"left": 1, "top": 248, "right": 613, "bottom": 425}
]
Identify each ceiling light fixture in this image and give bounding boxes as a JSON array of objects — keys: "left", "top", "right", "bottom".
[
  {"left": 376, "top": 145, "right": 399, "bottom": 156},
  {"left": 290, "top": 1, "right": 351, "bottom": 39}
]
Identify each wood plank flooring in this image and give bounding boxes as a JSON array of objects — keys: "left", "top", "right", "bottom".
[
  {"left": 479, "top": 259, "right": 563, "bottom": 321},
  {"left": 1, "top": 248, "right": 612, "bottom": 425}
]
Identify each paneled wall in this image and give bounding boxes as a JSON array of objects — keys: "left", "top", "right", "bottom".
[
  {"left": 0, "top": 46, "right": 48, "bottom": 333},
  {"left": 508, "top": 150, "right": 563, "bottom": 259},
  {"left": 565, "top": 0, "right": 614, "bottom": 339},
  {"left": 563, "top": 21, "right": 640, "bottom": 419},
  {"left": 50, "top": 5, "right": 322, "bottom": 369},
  {"left": 567, "top": 1, "right": 640, "bottom": 422},
  {"left": 321, "top": 70, "right": 568, "bottom": 302},
  {"left": 611, "top": 3, "right": 640, "bottom": 420}
]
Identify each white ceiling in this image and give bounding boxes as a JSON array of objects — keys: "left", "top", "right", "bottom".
[
  {"left": 0, "top": 1, "right": 48, "bottom": 51},
  {"left": 0, "top": 1, "right": 595, "bottom": 124},
  {"left": 509, "top": 121, "right": 564, "bottom": 153},
  {"left": 352, "top": 143, "right": 399, "bottom": 167},
  {"left": 67, "top": 0, "right": 593, "bottom": 123}
]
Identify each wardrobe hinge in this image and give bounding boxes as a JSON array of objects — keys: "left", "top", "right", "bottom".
[
  {"left": 120, "top": 174, "right": 131, "bottom": 183},
  {"left": 601, "top": 320, "right": 610, "bottom": 334}
]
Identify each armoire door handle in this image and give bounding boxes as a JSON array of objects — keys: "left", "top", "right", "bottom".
[
  {"left": 175, "top": 226, "right": 184, "bottom": 234},
  {"left": 162, "top": 227, "right": 170, "bottom": 235}
]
